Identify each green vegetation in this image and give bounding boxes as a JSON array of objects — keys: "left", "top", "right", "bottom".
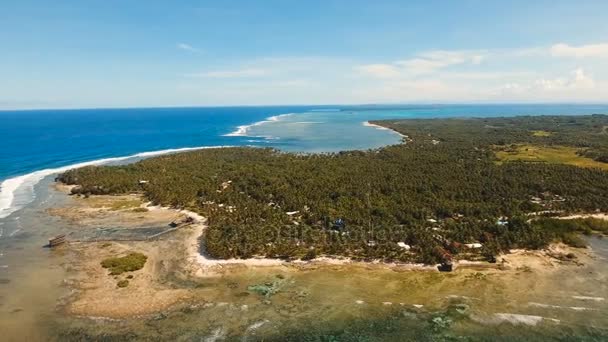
[
  {"left": 531, "top": 130, "right": 552, "bottom": 137},
  {"left": 248, "top": 275, "right": 286, "bottom": 297},
  {"left": 529, "top": 218, "right": 608, "bottom": 248},
  {"left": 117, "top": 280, "right": 129, "bottom": 288},
  {"left": 495, "top": 144, "right": 608, "bottom": 170},
  {"left": 84, "top": 196, "right": 143, "bottom": 210},
  {"left": 58, "top": 115, "right": 608, "bottom": 263},
  {"left": 101, "top": 252, "right": 148, "bottom": 275}
]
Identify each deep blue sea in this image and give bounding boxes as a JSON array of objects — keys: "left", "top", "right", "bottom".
[{"left": 2, "top": 103, "right": 608, "bottom": 219}]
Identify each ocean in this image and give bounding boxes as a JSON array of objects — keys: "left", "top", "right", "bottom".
[{"left": 2, "top": 103, "right": 608, "bottom": 220}]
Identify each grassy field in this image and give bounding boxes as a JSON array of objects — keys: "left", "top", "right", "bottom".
[
  {"left": 530, "top": 130, "right": 552, "bottom": 137},
  {"left": 495, "top": 144, "right": 608, "bottom": 170},
  {"left": 84, "top": 195, "right": 143, "bottom": 210}
]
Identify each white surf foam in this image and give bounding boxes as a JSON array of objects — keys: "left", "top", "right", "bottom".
[
  {"left": 223, "top": 113, "right": 295, "bottom": 137},
  {"left": 362, "top": 121, "right": 390, "bottom": 130},
  {"left": 0, "top": 145, "right": 232, "bottom": 220},
  {"left": 362, "top": 121, "right": 407, "bottom": 138},
  {"left": 528, "top": 302, "right": 597, "bottom": 311},
  {"left": 472, "top": 313, "right": 560, "bottom": 326},
  {"left": 572, "top": 295, "right": 605, "bottom": 302}
]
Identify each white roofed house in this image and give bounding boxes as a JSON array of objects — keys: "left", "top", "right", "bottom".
[{"left": 397, "top": 242, "right": 411, "bottom": 250}]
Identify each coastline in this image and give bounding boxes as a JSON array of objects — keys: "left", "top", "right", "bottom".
[
  {"left": 0, "top": 145, "right": 235, "bottom": 220},
  {"left": 41, "top": 181, "right": 605, "bottom": 334},
  {"left": 362, "top": 121, "right": 408, "bottom": 139},
  {"left": 54, "top": 191, "right": 595, "bottom": 276}
]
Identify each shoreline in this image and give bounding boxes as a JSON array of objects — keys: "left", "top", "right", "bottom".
[
  {"left": 0, "top": 145, "right": 235, "bottom": 220},
  {"left": 143, "top": 201, "right": 605, "bottom": 283},
  {"left": 50, "top": 191, "right": 599, "bottom": 320},
  {"left": 362, "top": 121, "right": 408, "bottom": 139},
  {"left": 55, "top": 190, "right": 603, "bottom": 274}
]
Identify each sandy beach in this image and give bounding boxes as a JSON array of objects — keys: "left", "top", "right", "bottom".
[{"left": 363, "top": 121, "right": 408, "bottom": 138}]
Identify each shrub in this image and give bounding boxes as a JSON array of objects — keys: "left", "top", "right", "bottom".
[
  {"left": 101, "top": 252, "right": 148, "bottom": 275},
  {"left": 561, "top": 233, "right": 587, "bottom": 248},
  {"left": 301, "top": 249, "right": 317, "bottom": 261},
  {"left": 117, "top": 280, "right": 129, "bottom": 288}
]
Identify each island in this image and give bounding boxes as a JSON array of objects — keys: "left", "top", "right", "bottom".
[{"left": 51, "top": 114, "right": 607, "bottom": 266}]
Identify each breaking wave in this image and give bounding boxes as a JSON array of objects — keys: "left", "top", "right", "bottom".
[
  {"left": 0, "top": 146, "right": 232, "bottom": 219},
  {"left": 223, "top": 113, "right": 294, "bottom": 137}
]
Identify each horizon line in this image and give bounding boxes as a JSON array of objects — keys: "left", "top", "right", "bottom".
[{"left": 3, "top": 101, "right": 608, "bottom": 112}]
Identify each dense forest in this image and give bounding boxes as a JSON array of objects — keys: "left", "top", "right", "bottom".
[{"left": 57, "top": 115, "right": 608, "bottom": 264}]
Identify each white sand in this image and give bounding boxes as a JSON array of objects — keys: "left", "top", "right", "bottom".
[
  {"left": 558, "top": 213, "right": 608, "bottom": 221},
  {"left": 362, "top": 121, "right": 407, "bottom": 138}
]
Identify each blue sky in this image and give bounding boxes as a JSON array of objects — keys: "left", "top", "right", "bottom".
[{"left": 1, "top": 0, "right": 608, "bottom": 109}]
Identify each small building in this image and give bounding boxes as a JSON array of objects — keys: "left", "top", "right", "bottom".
[
  {"left": 367, "top": 240, "right": 377, "bottom": 247},
  {"left": 138, "top": 180, "right": 149, "bottom": 185},
  {"left": 496, "top": 217, "right": 509, "bottom": 226},
  {"left": 464, "top": 243, "right": 483, "bottom": 249},
  {"left": 332, "top": 218, "right": 346, "bottom": 231},
  {"left": 397, "top": 242, "right": 411, "bottom": 250}
]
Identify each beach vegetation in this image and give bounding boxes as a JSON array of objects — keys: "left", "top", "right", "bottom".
[{"left": 101, "top": 252, "right": 148, "bottom": 275}]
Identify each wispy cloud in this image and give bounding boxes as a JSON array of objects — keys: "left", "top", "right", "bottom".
[
  {"left": 551, "top": 42, "right": 608, "bottom": 58},
  {"left": 177, "top": 43, "right": 607, "bottom": 104},
  {"left": 177, "top": 43, "right": 202, "bottom": 53},
  {"left": 354, "top": 64, "right": 401, "bottom": 78},
  {"left": 356, "top": 49, "right": 486, "bottom": 78},
  {"left": 396, "top": 50, "right": 485, "bottom": 74},
  {"left": 185, "top": 68, "right": 267, "bottom": 78}
]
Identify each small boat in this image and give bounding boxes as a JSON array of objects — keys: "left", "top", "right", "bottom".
[
  {"left": 169, "top": 216, "right": 195, "bottom": 228},
  {"left": 48, "top": 234, "right": 66, "bottom": 247}
]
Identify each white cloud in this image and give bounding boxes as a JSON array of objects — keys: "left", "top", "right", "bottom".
[
  {"left": 396, "top": 50, "right": 485, "bottom": 74},
  {"left": 185, "top": 68, "right": 267, "bottom": 78},
  {"left": 354, "top": 64, "right": 401, "bottom": 78},
  {"left": 176, "top": 43, "right": 607, "bottom": 106},
  {"left": 493, "top": 67, "right": 600, "bottom": 102},
  {"left": 357, "top": 49, "right": 486, "bottom": 78},
  {"left": 177, "top": 43, "right": 202, "bottom": 53},
  {"left": 535, "top": 68, "right": 595, "bottom": 90},
  {"left": 551, "top": 43, "right": 608, "bottom": 58}
]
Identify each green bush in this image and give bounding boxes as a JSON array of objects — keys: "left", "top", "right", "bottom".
[
  {"left": 101, "top": 252, "right": 148, "bottom": 275},
  {"left": 561, "top": 233, "right": 587, "bottom": 248},
  {"left": 117, "top": 280, "right": 129, "bottom": 288}
]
